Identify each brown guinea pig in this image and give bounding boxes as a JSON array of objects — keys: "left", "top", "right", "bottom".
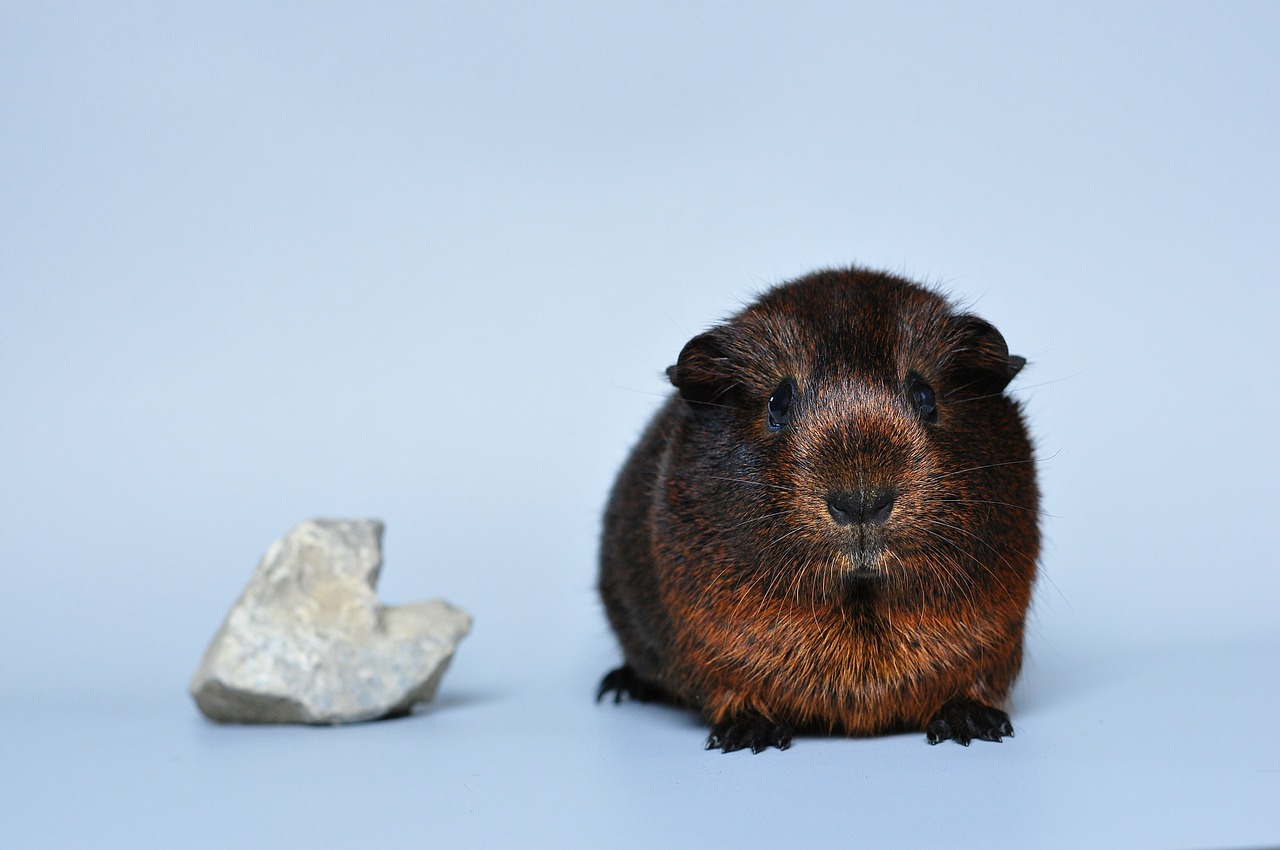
[{"left": 597, "top": 266, "right": 1039, "bottom": 753}]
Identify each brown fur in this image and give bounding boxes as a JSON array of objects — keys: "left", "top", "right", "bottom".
[{"left": 598, "top": 267, "right": 1039, "bottom": 751}]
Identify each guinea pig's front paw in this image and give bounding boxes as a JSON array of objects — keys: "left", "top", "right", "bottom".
[
  {"left": 926, "top": 697, "right": 1015, "bottom": 746},
  {"left": 595, "top": 665, "right": 671, "bottom": 704},
  {"left": 705, "top": 714, "right": 794, "bottom": 754}
]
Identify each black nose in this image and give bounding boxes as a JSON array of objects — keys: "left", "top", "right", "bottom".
[{"left": 826, "top": 488, "right": 896, "bottom": 527}]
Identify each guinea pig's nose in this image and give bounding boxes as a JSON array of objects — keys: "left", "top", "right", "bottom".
[{"left": 826, "top": 488, "right": 896, "bottom": 527}]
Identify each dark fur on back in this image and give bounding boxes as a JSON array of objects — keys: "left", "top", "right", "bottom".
[{"left": 598, "top": 267, "right": 1039, "bottom": 752}]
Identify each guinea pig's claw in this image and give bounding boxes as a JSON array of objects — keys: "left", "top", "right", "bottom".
[
  {"left": 595, "top": 666, "right": 670, "bottom": 704},
  {"left": 926, "top": 697, "right": 1014, "bottom": 746},
  {"left": 596, "top": 668, "right": 627, "bottom": 703},
  {"left": 707, "top": 715, "right": 793, "bottom": 754}
]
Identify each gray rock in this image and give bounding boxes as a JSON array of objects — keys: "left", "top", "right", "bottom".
[{"left": 189, "top": 519, "right": 471, "bottom": 724}]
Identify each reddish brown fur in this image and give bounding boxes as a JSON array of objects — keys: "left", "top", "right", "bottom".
[{"left": 598, "top": 267, "right": 1039, "bottom": 748}]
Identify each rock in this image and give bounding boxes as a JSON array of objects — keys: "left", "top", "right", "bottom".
[{"left": 189, "top": 519, "right": 471, "bottom": 724}]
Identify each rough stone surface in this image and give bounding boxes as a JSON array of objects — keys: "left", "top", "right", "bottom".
[{"left": 189, "top": 519, "right": 471, "bottom": 724}]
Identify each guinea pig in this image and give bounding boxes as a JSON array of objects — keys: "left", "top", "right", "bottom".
[{"left": 596, "top": 266, "right": 1039, "bottom": 753}]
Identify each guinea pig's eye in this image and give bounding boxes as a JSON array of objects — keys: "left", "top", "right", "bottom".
[
  {"left": 907, "top": 374, "right": 938, "bottom": 424},
  {"left": 766, "top": 377, "right": 796, "bottom": 431}
]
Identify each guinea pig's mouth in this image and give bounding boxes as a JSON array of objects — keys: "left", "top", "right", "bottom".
[
  {"left": 827, "top": 545, "right": 892, "bottom": 605},
  {"left": 838, "top": 544, "right": 887, "bottom": 577}
]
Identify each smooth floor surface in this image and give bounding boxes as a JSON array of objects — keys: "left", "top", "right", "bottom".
[{"left": 4, "top": 621, "right": 1277, "bottom": 850}]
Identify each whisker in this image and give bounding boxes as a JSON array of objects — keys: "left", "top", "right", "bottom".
[
  {"left": 923, "top": 497, "right": 1056, "bottom": 518},
  {"left": 919, "top": 519, "right": 1024, "bottom": 607},
  {"left": 701, "top": 475, "right": 796, "bottom": 494},
  {"left": 948, "top": 372, "right": 1084, "bottom": 404},
  {"left": 932, "top": 448, "right": 1063, "bottom": 480}
]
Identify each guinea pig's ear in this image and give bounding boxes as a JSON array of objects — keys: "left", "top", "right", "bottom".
[
  {"left": 667, "top": 328, "right": 738, "bottom": 405},
  {"left": 948, "top": 315, "right": 1026, "bottom": 395}
]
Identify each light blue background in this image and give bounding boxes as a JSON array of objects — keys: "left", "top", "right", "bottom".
[{"left": 3, "top": 3, "right": 1277, "bottom": 848}]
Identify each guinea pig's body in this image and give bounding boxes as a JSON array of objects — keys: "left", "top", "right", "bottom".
[{"left": 597, "top": 267, "right": 1039, "bottom": 753}]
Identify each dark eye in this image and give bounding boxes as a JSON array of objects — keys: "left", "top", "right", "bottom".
[
  {"left": 908, "top": 374, "right": 938, "bottom": 424},
  {"left": 767, "top": 377, "right": 796, "bottom": 431}
]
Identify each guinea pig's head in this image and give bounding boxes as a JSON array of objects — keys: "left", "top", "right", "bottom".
[{"left": 665, "top": 268, "right": 1038, "bottom": 607}]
